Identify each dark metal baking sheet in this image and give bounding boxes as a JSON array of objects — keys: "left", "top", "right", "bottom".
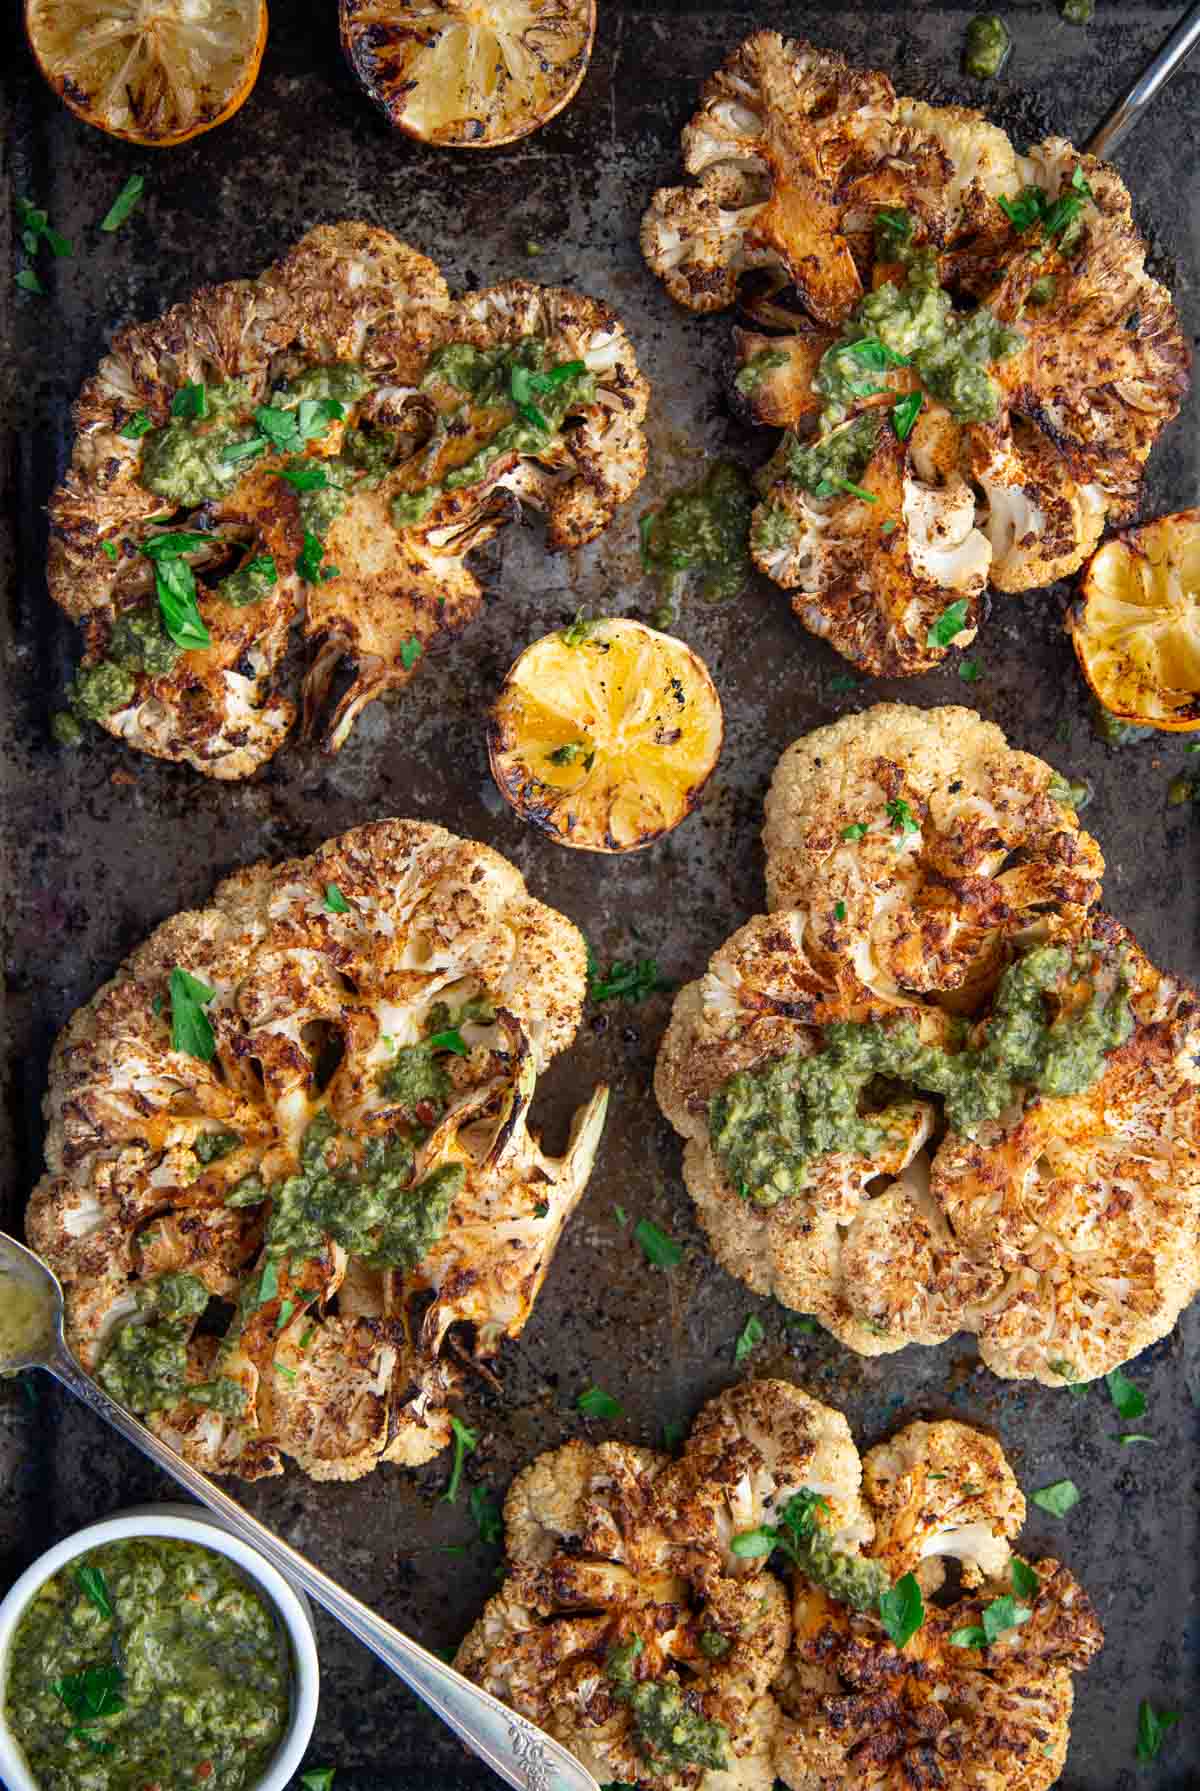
[{"left": 2, "top": 3, "right": 1198, "bottom": 1786}]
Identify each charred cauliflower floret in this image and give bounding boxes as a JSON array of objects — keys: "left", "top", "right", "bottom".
[
  {"left": 645, "top": 35, "right": 1188, "bottom": 675},
  {"left": 459, "top": 1384, "right": 1102, "bottom": 1791},
  {"left": 456, "top": 1438, "right": 789, "bottom": 1790},
  {"left": 776, "top": 1559, "right": 1102, "bottom": 1791},
  {"left": 25, "top": 821, "right": 607, "bottom": 1482},
  {"left": 49, "top": 223, "right": 649, "bottom": 778},
  {"left": 656, "top": 705, "right": 1200, "bottom": 1378},
  {"left": 763, "top": 706, "right": 1105, "bottom": 1002},
  {"left": 861, "top": 1420, "right": 1024, "bottom": 1591}
]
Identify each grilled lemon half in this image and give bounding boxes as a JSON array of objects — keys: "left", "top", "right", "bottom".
[
  {"left": 488, "top": 618, "right": 724, "bottom": 851},
  {"left": 25, "top": 0, "right": 267, "bottom": 146},
  {"left": 1071, "top": 510, "right": 1200, "bottom": 732},
  {"left": 340, "top": 0, "right": 595, "bottom": 147}
]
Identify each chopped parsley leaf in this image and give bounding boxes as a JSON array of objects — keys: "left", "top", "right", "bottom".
[
  {"left": 101, "top": 540, "right": 118, "bottom": 562},
  {"left": 469, "top": 1484, "right": 504, "bottom": 1546},
  {"left": 927, "top": 598, "right": 971, "bottom": 648},
  {"left": 1105, "top": 1366, "right": 1146, "bottom": 1420},
  {"left": 323, "top": 883, "right": 350, "bottom": 914},
  {"left": 169, "top": 967, "right": 217, "bottom": 1062},
  {"left": 841, "top": 822, "right": 868, "bottom": 841},
  {"left": 442, "top": 1415, "right": 478, "bottom": 1503},
  {"left": 100, "top": 175, "right": 145, "bottom": 233},
  {"left": 400, "top": 636, "right": 422, "bottom": 670},
  {"left": 587, "top": 949, "right": 673, "bottom": 1005},
  {"left": 734, "top": 1313, "right": 765, "bottom": 1364},
  {"left": 1135, "top": 1701, "right": 1179, "bottom": 1765},
  {"left": 1030, "top": 1479, "right": 1079, "bottom": 1517},
  {"left": 634, "top": 1218, "right": 683, "bottom": 1269},
  {"left": 834, "top": 901, "right": 847, "bottom": 921},
  {"left": 577, "top": 1385, "right": 622, "bottom": 1421},
  {"left": 891, "top": 390, "right": 923, "bottom": 441},
  {"left": 878, "top": 1572, "right": 925, "bottom": 1648},
  {"left": 958, "top": 657, "right": 983, "bottom": 682},
  {"left": 120, "top": 411, "right": 153, "bottom": 440},
  {"left": 885, "top": 797, "right": 920, "bottom": 835},
  {"left": 171, "top": 382, "right": 208, "bottom": 421}
]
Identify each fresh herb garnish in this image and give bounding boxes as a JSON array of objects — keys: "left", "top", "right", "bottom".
[
  {"left": 275, "top": 461, "right": 329, "bottom": 492},
  {"left": 301, "top": 1770, "right": 337, "bottom": 1791},
  {"left": 734, "top": 1313, "right": 765, "bottom": 1364},
  {"left": 949, "top": 1592, "right": 1032, "bottom": 1649},
  {"left": 1011, "top": 1559, "right": 1038, "bottom": 1601},
  {"left": 100, "top": 175, "right": 145, "bottom": 233},
  {"left": 275, "top": 1363, "right": 297, "bottom": 1382},
  {"left": 885, "top": 797, "right": 920, "bottom": 835},
  {"left": 613, "top": 1204, "right": 628, "bottom": 1226},
  {"left": 958, "top": 657, "right": 983, "bottom": 682},
  {"left": 120, "top": 411, "right": 153, "bottom": 440},
  {"left": 1118, "top": 1433, "right": 1155, "bottom": 1446},
  {"left": 634, "top": 1218, "right": 683, "bottom": 1269},
  {"left": 1105, "top": 1367, "right": 1146, "bottom": 1420},
  {"left": 560, "top": 611, "right": 595, "bottom": 647},
  {"left": 255, "top": 1259, "right": 280, "bottom": 1307},
  {"left": 400, "top": 637, "right": 423, "bottom": 670},
  {"left": 297, "top": 532, "right": 325, "bottom": 583},
  {"left": 53, "top": 1663, "right": 125, "bottom": 1727},
  {"left": 171, "top": 382, "right": 208, "bottom": 421},
  {"left": 442, "top": 1415, "right": 478, "bottom": 1503},
  {"left": 1031, "top": 1479, "right": 1080, "bottom": 1517},
  {"left": 927, "top": 598, "right": 971, "bottom": 648},
  {"left": 731, "top": 1489, "right": 830, "bottom": 1560},
  {"left": 276, "top": 1298, "right": 295, "bottom": 1332},
  {"left": 834, "top": 901, "right": 847, "bottom": 921},
  {"left": 841, "top": 822, "right": 868, "bottom": 841},
  {"left": 878, "top": 1572, "right": 925, "bottom": 1648},
  {"left": 169, "top": 967, "right": 217, "bottom": 1062},
  {"left": 220, "top": 436, "right": 268, "bottom": 464},
  {"left": 151, "top": 552, "right": 213, "bottom": 650},
  {"left": 323, "top": 883, "right": 350, "bottom": 914},
  {"left": 662, "top": 1419, "right": 686, "bottom": 1452},
  {"left": 1135, "top": 1700, "right": 1179, "bottom": 1765},
  {"left": 73, "top": 1563, "right": 114, "bottom": 1620},
  {"left": 891, "top": 390, "right": 923, "bottom": 441},
  {"left": 469, "top": 1484, "right": 504, "bottom": 1546},
  {"left": 587, "top": 950, "right": 673, "bottom": 1005},
  {"left": 577, "top": 1385, "right": 622, "bottom": 1421},
  {"left": 999, "top": 166, "right": 1093, "bottom": 245},
  {"left": 101, "top": 540, "right": 118, "bottom": 562},
  {"left": 15, "top": 269, "right": 46, "bottom": 295},
  {"left": 428, "top": 1029, "right": 468, "bottom": 1056},
  {"left": 16, "top": 196, "right": 73, "bottom": 259}
]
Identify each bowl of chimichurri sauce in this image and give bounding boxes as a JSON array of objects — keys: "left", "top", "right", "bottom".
[{"left": 0, "top": 1509, "right": 319, "bottom": 1791}]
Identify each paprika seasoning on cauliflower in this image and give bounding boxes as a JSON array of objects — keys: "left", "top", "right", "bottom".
[
  {"left": 25, "top": 820, "right": 608, "bottom": 1483},
  {"left": 457, "top": 1379, "right": 1102, "bottom": 1791},
  {"left": 656, "top": 704, "right": 1200, "bottom": 1385}
]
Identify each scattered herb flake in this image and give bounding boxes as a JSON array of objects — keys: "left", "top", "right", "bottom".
[
  {"left": 662, "top": 1419, "right": 686, "bottom": 1451},
  {"left": 73, "top": 1564, "right": 114, "bottom": 1621},
  {"left": 891, "top": 390, "right": 923, "bottom": 440},
  {"left": 256, "top": 1260, "right": 280, "bottom": 1307},
  {"left": 400, "top": 636, "right": 422, "bottom": 670},
  {"left": 834, "top": 901, "right": 847, "bottom": 921},
  {"left": 958, "top": 658, "right": 983, "bottom": 683},
  {"left": 301, "top": 1770, "right": 337, "bottom": 1790},
  {"left": 1118, "top": 1433, "right": 1155, "bottom": 1446},
  {"left": 613, "top": 1204, "right": 628, "bottom": 1226},
  {"left": 442, "top": 1415, "right": 478, "bottom": 1504},
  {"left": 577, "top": 1386, "right": 622, "bottom": 1421},
  {"left": 171, "top": 382, "right": 208, "bottom": 421},
  {"left": 885, "top": 797, "right": 920, "bottom": 836},
  {"left": 276, "top": 1298, "right": 295, "bottom": 1332},
  {"left": 841, "top": 822, "right": 868, "bottom": 841},
  {"left": 588, "top": 952, "right": 673, "bottom": 1005},
  {"left": 101, "top": 540, "right": 118, "bottom": 562},
  {"left": 829, "top": 672, "right": 859, "bottom": 693},
  {"left": 634, "top": 1218, "right": 683, "bottom": 1269},
  {"left": 1105, "top": 1367, "right": 1146, "bottom": 1420},
  {"left": 927, "top": 598, "right": 971, "bottom": 649},
  {"left": 275, "top": 1363, "right": 297, "bottom": 1382},
  {"left": 1135, "top": 1700, "right": 1178, "bottom": 1765},
  {"left": 734, "top": 1313, "right": 765, "bottom": 1364},
  {"left": 428, "top": 1029, "right": 468, "bottom": 1056},
  {"left": 1031, "top": 1479, "right": 1079, "bottom": 1517},
  {"left": 469, "top": 1484, "right": 504, "bottom": 1546},
  {"left": 1011, "top": 1559, "right": 1038, "bottom": 1601},
  {"left": 120, "top": 411, "right": 153, "bottom": 440},
  {"left": 16, "top": 268, "right": 46, "bottom": 295},
  {"left": 324, "top": 883, "right": 350, "bottom": 914},
  {"left": 169, "top": 967, "right": 217, "bottom": 1062},
  {"left": 101, "top": 175, "right": 145, "bottom": 233},
  {"left": 296, "top": 532, "right": 325, "bottom": 583},
  {"left": 878, "top": 1572, "right": 925, "bottom": 1648}
]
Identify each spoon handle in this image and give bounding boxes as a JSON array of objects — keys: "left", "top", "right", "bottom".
[
  {"left": 47, "top": 1346, "right": 597, "bottom": 1791},
  {"left": 1085, "top": 2, "right": 1200, "bottom": 158}
]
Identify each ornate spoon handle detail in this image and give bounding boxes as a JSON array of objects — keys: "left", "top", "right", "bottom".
[{"left": 48, "top": 1344, "right": 599, "bottom": 1791}]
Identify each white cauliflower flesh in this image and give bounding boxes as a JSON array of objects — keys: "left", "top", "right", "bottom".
[
  {"left": 656, "top": 704, "right": 1200, "bottom": 1380},
  {"left": 648, "top": 34, "right": 1188, "bottom": 675},
  {"left": 49, "top": 225, "right": 649, "bottom": 777},
  {"left": 458, "top": 1382, "right": 1102, "bottom": 1791},
  {"left": 26, "top": 820, "right": 606, "bottom": 1482}
]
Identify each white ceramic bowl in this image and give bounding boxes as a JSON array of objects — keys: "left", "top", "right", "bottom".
[{"left": 0, "top": 1504, "right": 320, "bottom": 1791}]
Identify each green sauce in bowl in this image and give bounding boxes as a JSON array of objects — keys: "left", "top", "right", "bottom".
[{"left": 5, "top": 1536, "right": 291, "bottom": 1790}]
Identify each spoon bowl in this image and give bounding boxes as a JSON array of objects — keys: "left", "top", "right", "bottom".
[{"left": 0, "top": 1231, "right": 598, "bottom": 1791}]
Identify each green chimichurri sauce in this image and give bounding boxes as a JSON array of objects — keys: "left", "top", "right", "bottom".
[
  {"left": 711, "top": 942, "right": 1134, "bottom": 1206},
  {"left": 5, "top": 1537, "right": 290, "bottom": 1791},
  {"left": 964, "top": 14, "right": 1012, "bottom": 78},
  {"left": 96, "top": 1273, "right": 245, "bottom": 1419},
  {"left": 606, "top": 1638, "right": 728, "bottom": 1773},
  {"left": 639, "top": 461, "right": 755, "bottom": 621},
  {"left": 791, "top": 1528, "right": 890, "bottom": 1611},
  {"left": 388, "top": 338, "right": 595, "bottom": 530},
  {"left": 775, "top": 210, "right": 1025, "bottom": 504},
  {"left": 734, "top": 348, "right": 789, "bottom": 395}
]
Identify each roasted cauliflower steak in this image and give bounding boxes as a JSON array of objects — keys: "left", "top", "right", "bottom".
[
  {"left": 656, "top": 704, "right": 1200, "bottom": 1382},
  {"left": 642, "top": 32, "right": 1189, "bottom": 675},
  {"left": 49, "top": 221, "right": 649, "bottom": 777},
  {"left": 26, "top": 820, "right": 608, "bottom": 1482},
  {"left": 457, "top": 1381, "right": 1102, "bottom": 1791}
]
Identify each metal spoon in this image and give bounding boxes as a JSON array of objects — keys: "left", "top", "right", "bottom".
[
  {"left": 0, "top": 1232, "right": 598, "bottom": 1791},
  {"left": 1085, "top": 2, "right": 1200, "bottom": 158}
]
